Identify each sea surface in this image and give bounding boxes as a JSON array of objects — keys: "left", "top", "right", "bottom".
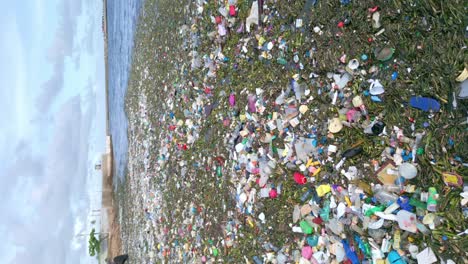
[{"left": 107, "top": 0, "right": 144, "bottom": 183}]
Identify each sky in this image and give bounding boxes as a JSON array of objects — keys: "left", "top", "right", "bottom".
[{"left": 0, "top": 0, "right": 107, "bottom": 263}]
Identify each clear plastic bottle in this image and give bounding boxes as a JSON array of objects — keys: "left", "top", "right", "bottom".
[{"left": 372, "top": 185, "right": 399, "bottom": 204}]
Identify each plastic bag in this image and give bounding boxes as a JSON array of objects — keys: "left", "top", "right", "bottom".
[{"left": 246, "top": 1, "right": 259, "bottom": 32}]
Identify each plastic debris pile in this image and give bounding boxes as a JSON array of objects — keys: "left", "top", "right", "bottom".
[{"left": 121, "top": 0, "right": 467, "bottom": 263}]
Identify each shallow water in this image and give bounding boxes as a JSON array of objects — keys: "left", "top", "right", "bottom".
[{"left": 107, "top": 0, "right": 144, "bottom": 183}]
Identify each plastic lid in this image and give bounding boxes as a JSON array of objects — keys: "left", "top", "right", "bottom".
[
  {"left": 328, "top": 118, "right": 343, "bottom": 133},
  {"left": 398, "top": 163, "right": 418, "bottom": 179}
]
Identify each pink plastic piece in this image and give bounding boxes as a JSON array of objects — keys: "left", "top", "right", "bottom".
[
  {"left": 346, "top": 109, "right": 359, "bottom": 122},
  {"left": 302, "top": 246, "right": 313, "bottom": 259},
  {"left": 269, "top": 188, "right": 278, "bottom": 198},
  {"left": 229, "top": 93, "right": 236, "bottom": 107},
  {"left": 229, "top": 5, "right": 236, "bottom": 16}
]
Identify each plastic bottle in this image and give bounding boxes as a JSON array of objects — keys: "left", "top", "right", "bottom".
[
  {"left": 380, "top": 184, "right": 401, "bottom": 193},
  {"left": 426, "top": 187, "right": 438, "bottom": 212},
  {"left": 342, "top": 239, "right": 359, "bottom": 264},
  {"left": 374, "top": 189, "right": 398, "bottom": 204},
  {"left": 301, "top": 189, "right": 313, "bottom": 202}
]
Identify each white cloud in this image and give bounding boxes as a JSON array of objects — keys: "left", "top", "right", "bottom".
[
  {"left": 0, "top": 16, "right": 30, "bottom": 138},
  {"left": 37, "top": 0, "right": 84, "bottom": 113},
  {"left": 0, "top": 0, "right": 107, "bottom": 263}
]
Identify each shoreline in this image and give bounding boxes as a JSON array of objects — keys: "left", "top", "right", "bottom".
[
  {"left": 103, "top": 0, "right": 110, "bottom": 136},
  {"left": 100, "top": 0, "right": 123, "bottom": 261}
]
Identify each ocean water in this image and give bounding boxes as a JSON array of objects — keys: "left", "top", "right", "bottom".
[{"left": 107, "top": 0, "right": 144, "bottom": 183}]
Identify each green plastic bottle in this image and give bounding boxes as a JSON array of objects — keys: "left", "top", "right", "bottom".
[{"left": 427, "top": 187, "right": 438, "bottom": 212}]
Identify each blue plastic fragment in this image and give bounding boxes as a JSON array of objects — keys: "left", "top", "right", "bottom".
[
  {"left": 397, "top": 196, "right": 414, "bottom": 211},
  {"left": 312, "top": 139, "right": 318, "bottom": 147},
  {"left": 409, "top": 96, "right": 440, "bottom": 112},
  {"left": 401, "top": 150, "right": 412, "bottom": 161},
  {"left": 391, "top": 72, "right": 398, "bottom": 81},
  {"left": 387, "top": 250, "right": 407, "bottom": 264},
  {"left": 371, "top": 95, "right": 382, "bottom": 102},
  {"left": 342, "top": 239, "right": 359, "bottom": 264}
]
